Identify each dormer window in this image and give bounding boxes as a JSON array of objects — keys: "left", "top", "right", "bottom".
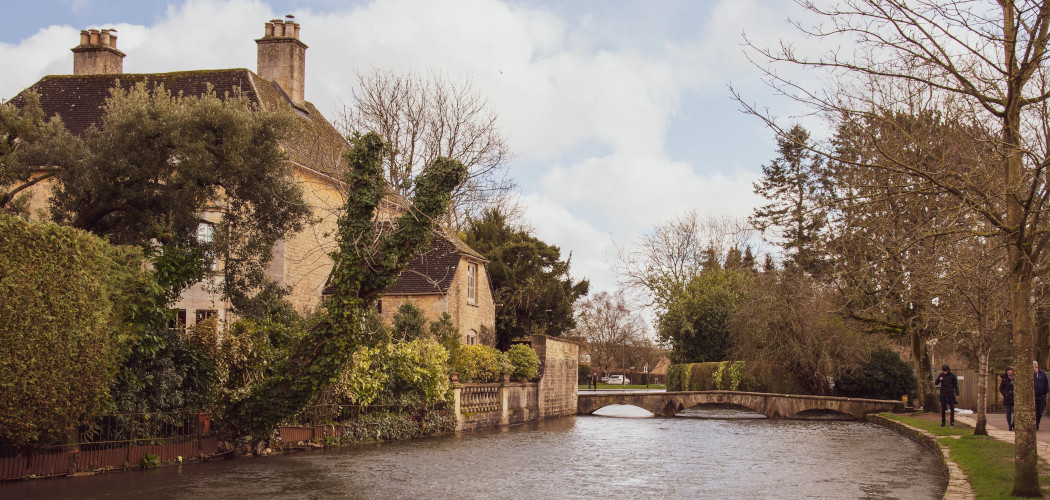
[{"left": 467, "top": 262, "right": 477, "bottom": 305}]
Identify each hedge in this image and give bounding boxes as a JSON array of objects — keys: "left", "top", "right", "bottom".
[
  {"left": 0, "top": 215, "right": 144, "bottom": 446},
  {"left": 666, "top": 361, "right": 803, "bottom": 394}
]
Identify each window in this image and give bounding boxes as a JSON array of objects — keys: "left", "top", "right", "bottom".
[
  {"left": 195, "top": 309, "right": 217, "bottom": 325},
  {"left": 466, "top": 329, "right": 478, "bottom": 345},
  {"left": 467, "top": 263, "right": 477, "bottom": 304},
  {"left": 376, "top": 300, "right": 383, "bottom": 313},
  {"left": 169, "top": 309, "right": 187, "bottom": 331},
  {"left": 197, "top": 222, "right": 217, "bottom": 271},
  {"left": 197, "top": 222, "right": 215, "bottom": 243}
]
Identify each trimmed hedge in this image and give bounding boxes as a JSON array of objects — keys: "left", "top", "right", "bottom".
[
  {"left": 666, "top": 361, "right": 804, "bottom": 394},
  {"left": 0, "top": 215, "right": 144, "bottom": 446}
]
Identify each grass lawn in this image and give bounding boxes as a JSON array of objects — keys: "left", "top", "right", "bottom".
[
  {"left": 578, "top": 383, "right": 665, "bottom": 390},
  {"left": 882, "top": 412, "right": 1050, "bottom": 499}
]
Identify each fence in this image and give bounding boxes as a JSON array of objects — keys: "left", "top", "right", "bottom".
[{"left": 0, "top": 410, "right": 217, "bottom": 482}]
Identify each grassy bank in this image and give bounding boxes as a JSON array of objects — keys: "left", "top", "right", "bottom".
[{"left": 882, "top": 413, "right": 1050, "bottom": 499}]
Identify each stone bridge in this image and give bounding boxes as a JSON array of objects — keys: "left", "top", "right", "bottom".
[{"left": 578, "top": 391, "right": 904, "bottom": 419}]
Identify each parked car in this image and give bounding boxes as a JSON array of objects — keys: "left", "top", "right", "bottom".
[
  {"left": 600, "top": 375, "right": 611, "bottom": 383},
  {"left": 606, "top": 375, "right": 630, "bottom": 385}
]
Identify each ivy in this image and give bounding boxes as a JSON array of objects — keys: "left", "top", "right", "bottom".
[{"left": 217, "top": 133, "right": 466, "bottom": 441}]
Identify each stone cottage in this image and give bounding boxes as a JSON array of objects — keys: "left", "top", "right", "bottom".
[
  {"left": 12, "top": 19, "right": 348, "bottom": 328},
  {"left": 377, "top": 229, "right": 497, "bottom": 346},
  {"left": 12, "top": 18, "right": 496, "bottom": 340}
]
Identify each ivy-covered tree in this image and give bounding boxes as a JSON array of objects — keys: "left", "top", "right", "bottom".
[
  {"left": 218, "top": 132, "right": 466, "bottom": 442},
  {"left": 750, "top": 124, "right": 831, "bottom": 275},
  {"left": 49, "top": 82, "right": 309, "bottom": 310},
  {"left": 463, "top": 207, "right": 590, "bottom": 349}
]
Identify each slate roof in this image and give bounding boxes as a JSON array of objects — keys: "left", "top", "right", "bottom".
[
  {"left": 11, "top": 69, "right": 350, "bottom": 179},
  {"left": 385, "top": 230, "right": 488, "bottom": 295}
]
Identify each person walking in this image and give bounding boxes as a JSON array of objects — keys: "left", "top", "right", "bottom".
[
  {"left": 1035, "top": 361, "right": 1049, "bottom": 430},
  {"left": 935, "top": 364, "right": 960, "bottom": 427},
  {"left": 1000, "top": 366, "right": 1015, "bottom": 431}
]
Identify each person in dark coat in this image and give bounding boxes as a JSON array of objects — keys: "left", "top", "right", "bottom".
[
  {"left": 1035, "top": 361, "right": 1049, "bottom": 430},
  {"left": 935, "top": 364, "right": 960, "bottom": 427},
  {"left": 1000, "top": 366, "right": 1015, "bottom": 431}
]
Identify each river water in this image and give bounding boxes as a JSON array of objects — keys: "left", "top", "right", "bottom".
[{"left": 2, "top": 405, "right": 945, "bottom": 499}]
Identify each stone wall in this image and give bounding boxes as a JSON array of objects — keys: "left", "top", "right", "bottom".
[
  {"left": 453, "top": 336, "right": 579, "bottom": 431},
  {"left": 455, "top": 382, "right": 539, "bottom": 432},
  {"left": 533, "top": 335, "right": 579, "bottom": 418}
]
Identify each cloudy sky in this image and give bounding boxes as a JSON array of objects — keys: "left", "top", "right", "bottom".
[{"left": 1, "top": 0, "right": 818, "bottom": 296}]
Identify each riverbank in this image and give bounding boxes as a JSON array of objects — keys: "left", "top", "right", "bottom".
[{"left": 879, "top": 412, "right": 1050, "bottom": 499}]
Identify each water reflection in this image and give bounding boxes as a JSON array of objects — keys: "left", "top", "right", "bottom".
[{"left": 2, "top": 410, "right": 945, "bottom": 500}]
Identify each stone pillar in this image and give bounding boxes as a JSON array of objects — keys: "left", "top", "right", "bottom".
[
  {"left": 71, "top": 28, "right": 125, "bottom": 75},
  {"left": 256, "top": 17, "right": 308, "bottom": 106},
  {"left": 532, "top": 335, "right": 580, "bottom": 419},
  {"left": 452, "top": 385, "right": 463, "bottom": 431},
  {"left": 500, "top": 375, "right": 510, "bottom": 426}
]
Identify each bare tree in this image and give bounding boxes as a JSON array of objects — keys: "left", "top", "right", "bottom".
[
  {"left": 340, "top": 69, "right": 514, "bottom": 229},
  {"left": 614, "top": 211, "right": 757, "bottom": 307},
  {"left": 933, "top": 230, "right": 1012, "bottom": 435},
  {"left": 736, "top": 1, "right": 1050, "bottom": 492},
  {"left": 573, "top": 291, "right": 647, "bottom": 377}
]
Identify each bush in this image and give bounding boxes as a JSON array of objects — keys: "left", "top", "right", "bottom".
[
  {"left": 453, "top": 344, "right": 509, "bottom": 383},
  {"left": 0, "top": 215, "right": 143, "bottom": 446},
  {"left": 835, "top": 347, "right": 917, "bottom": 400},
  {"left": 507, "top": 344, "right": 540, "bottom": 381},
  {"left": 383, "top": 339, "right": 450, "bottom": 405},
  {"left": 392, "top": 302, "right": 428, "bottom": 342}
]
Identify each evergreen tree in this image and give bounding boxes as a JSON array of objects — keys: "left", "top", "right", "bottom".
[
  {"left": 750, "top": 124, "right": 830, "bottom": 275},
  {"left": 464, "top": 208, "right": 590, "bottom": 349}
]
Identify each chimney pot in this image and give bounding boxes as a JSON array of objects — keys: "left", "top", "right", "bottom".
[
  {"left": 256, "top": 19, "right": 308, "bottom": 105},
  {"left": 72, "top": 27, "right": 125, "bottom": 75}
]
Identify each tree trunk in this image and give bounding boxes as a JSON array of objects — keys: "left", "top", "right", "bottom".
[
  {"left": 1006, "top": 96, "right": 1040, "bottom": 495},
  {"left": 911, "top": 329, "right": 937, "bottom": 411},
  {"left": 975, "top": 351, "right": 989, "bottom": 435}
]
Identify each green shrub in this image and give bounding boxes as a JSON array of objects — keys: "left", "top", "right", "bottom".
[
  {"left": 383, "top": 339, "right": 450, "bottom": 405},
  {"left": 0, "top": 215, "right": 143, "bottom": 446},
  {"left": 392, "top": 302, "right": 428, "bottom": 341},
  {"left": 834, "top": 347, "right": 917, "bottom": 400},
  {"left": 507, "top": 344, "right": 540, "bottom": 381},
  {"left": 453, "top": 344, "right": 509, "bottom": 383}
]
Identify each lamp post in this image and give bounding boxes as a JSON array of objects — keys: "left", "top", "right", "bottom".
[{"left": 644, "top": 364, "right": 649, "bottom": 389}]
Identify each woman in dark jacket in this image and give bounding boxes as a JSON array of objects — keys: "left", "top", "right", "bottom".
[{"left": 1000, "top": 366, "right": 1016, "bottom": 431}]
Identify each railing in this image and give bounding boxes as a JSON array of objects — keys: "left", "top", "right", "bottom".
[
  {"left": 460, "top": 385, "right": 501, "bottom": 413},
  {"left": 0, "top": 410, "right": 217, "bottom": 482}
]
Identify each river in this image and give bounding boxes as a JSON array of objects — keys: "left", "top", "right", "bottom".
[{"left": 2, "top": 405, "right": 945, "bottom": 499}]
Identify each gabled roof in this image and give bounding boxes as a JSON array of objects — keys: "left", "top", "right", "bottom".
[
  {"left": 385, "top": 229, "right": 488, "bottom": 295},
  {"left": 11, "top": 68, "right": 349, "bottom": 179}
]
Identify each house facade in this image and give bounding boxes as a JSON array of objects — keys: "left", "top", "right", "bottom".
[
  {"left": 13, "top": 20, "right": 349, "bottom": 327},
  {"left": 378, "top": 230, "right": 497, "bottom": 346},
  {"left": 13, "top": 19, "right": 497, "bottom": 339}
]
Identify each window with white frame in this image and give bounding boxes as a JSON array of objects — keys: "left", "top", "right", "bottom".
[
  {"left": 197, "top": 222, "right": 217, "bottom": 271},
  {"left": 467, "top": 262, "right": 477, "bottom": 304},
  {"left": 466, "top": 329, "right": 478, "bottom": 345}
]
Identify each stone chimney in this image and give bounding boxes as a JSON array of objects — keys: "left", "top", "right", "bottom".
[
  {"left": 256, "top": 16, "right": 307, "bottom": 106},
  {"left": 71, "top": 29, "right": 125, "bottom": 75}
]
